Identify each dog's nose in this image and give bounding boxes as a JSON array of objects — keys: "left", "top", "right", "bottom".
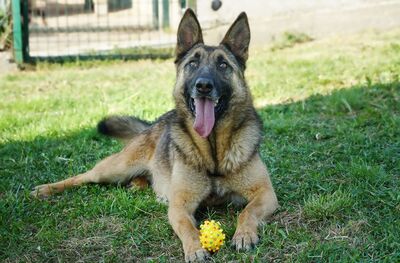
[{"left": 195, "top": 77, "right": 214, "bottom": 94}]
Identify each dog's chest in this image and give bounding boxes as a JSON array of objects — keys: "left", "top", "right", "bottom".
[
  {"left": 202, "top": 177, "right": 246, "bottom": 206},
  {"left": 210, "top": 177, "right": 230, "bottom": 197}
]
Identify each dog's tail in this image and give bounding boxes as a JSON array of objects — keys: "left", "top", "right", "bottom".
[{"left": 97, "top": 116, "right": 151, "bottom": 142}]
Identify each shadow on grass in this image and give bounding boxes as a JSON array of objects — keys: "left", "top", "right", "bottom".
[{"left": 0, "top": 81, "right": 399, "bottom": 261}]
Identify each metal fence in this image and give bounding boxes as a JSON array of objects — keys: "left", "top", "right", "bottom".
[{"left": 12, "top": 0, "right": 196, "bottom": 63}]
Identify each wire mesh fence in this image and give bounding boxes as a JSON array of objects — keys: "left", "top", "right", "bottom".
[{"left": 13, "top": 0, "right": 196, "bottom": 62}]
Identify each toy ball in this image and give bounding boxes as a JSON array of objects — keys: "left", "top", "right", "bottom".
[{"left": 199, "top": 220, "right": 225, "bottom": 252}]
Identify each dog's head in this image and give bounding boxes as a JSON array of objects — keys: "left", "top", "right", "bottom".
[{"left": 173, "top": 9, "right": 251, "bottom": 138}]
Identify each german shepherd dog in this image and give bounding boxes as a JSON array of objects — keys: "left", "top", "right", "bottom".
[{"left": 31, "top": 9, "right": 278, "bottom": 262}]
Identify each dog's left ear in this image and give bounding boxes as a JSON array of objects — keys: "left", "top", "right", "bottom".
[{"left": 220, "top": 12, "right": 251, "bottom": 65}]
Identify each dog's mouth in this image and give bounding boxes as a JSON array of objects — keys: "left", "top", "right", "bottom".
[{"left": 190, "top": 96, "right": 222, "bottom": 138}]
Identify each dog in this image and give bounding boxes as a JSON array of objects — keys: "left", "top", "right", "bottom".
[{"left": 31, "top": 9, "right": 279, "bottom": 262}]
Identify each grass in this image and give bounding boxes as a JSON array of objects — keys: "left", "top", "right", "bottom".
[
  {"left": 270, "top": 31, "right": 313, "bottom": 51},
  {"left": 1, "top": 29, "right": 400, "bottom": 262}
]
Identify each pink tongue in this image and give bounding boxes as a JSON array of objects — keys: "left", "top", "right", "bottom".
[{"left": 193, "top": 98, "right": 215, "bottom": 138}]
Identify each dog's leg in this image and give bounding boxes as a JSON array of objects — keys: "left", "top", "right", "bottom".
[
  {"left": 31, "top": 134, "right": 153, "bottom": 198},
  {"left": 229, "top": 155, "right": 279, "bottom": 250},
  {"left": 168, "top": 161, "right": 211, "bottom": 262},
  {"left": 31, "top": 152, "right": 134, "bottom": 198}
]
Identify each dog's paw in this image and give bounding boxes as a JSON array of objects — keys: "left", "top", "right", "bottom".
[
  {"left": 185, "top": 248, "right": 210, "bottom": 262},
  {"left": 30, "top": 184, "right": 53, "bottom": 198},
  {"left": 231, "top": 230, "right": 259, "bottom": 251}
]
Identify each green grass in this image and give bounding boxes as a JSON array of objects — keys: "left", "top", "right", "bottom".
[
  {"left": 1, "top": 29, "right": 400, "bottom": 262},
  {"left": 271, "top": 31, "right": 313, "bottom": 51}
]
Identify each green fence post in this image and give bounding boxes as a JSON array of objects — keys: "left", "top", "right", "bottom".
[
  {"left": 152, "top": 0, "right": 159, "bottom": 29},
  {"left": 11, "top": 0, "right": 29, "bottom": 64},
  {"left": 11, "top": 0, "right": 23, "bottom": 63},
  {"left": 162, "top": 0, "right": 169, "bottom": 28}
]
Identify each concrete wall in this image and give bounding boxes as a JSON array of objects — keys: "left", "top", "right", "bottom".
[{"left": 195, "top": 0, "right": 400, "bottom": 45}]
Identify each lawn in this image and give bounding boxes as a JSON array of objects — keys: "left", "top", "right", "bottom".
[{"left": 1, "top": 29, "right": 399, "bottom": 262}]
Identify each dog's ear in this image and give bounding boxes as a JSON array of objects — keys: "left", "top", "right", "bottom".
[
  {"left": 220, "top": 12, "right": 251, "bottom": 65},
  {"left": 176, "top": 9, "right": 203, "bottom": 61}
]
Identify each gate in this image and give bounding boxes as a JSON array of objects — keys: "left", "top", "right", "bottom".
[{"left": 11, "top": 0, "right": 196, "bottom": 63}]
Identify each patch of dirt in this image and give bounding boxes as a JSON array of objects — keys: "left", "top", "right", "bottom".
[
  {"left": 269, "top": 206, "right": 307, "bottom": 229},
  {"left": 0, "top": 51, "right": 17, "bottom": 75},
  {"left": 55, "top": 216, "right": 126, "bottom": 262}
]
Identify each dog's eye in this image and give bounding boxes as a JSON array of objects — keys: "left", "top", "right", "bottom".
[
  {"left": 189, "top": 61, "right": 198, "bottom": 68},
  {"left": 218, "top": 62, "right": 228, "bottom": 70}
]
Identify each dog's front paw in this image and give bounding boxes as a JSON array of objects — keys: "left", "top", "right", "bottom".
[
  {"left": 185, "top": 248, "right": 210, "bottom": 262},
  {"left": 232, "top": 230, "right": 259, "bottom": 251},
  {"left": 30, "top": 184, "right": 53, "bottom": 198}
]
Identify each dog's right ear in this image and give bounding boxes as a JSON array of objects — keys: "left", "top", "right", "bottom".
[{"left": 175, "top": 9, "right": 203, "bottom": 62}]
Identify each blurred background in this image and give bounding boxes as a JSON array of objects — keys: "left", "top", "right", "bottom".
[{"left": 1, "top": 0, "right": 400, "bottom": 63}]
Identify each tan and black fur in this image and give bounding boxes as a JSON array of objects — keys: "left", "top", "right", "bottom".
[{"left": 31, "top": 9, "right": 278, "bottom": 262}]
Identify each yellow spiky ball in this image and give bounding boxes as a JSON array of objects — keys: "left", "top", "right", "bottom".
[{"left": 199, "top": 220, "right": 225, "bottom": 252}]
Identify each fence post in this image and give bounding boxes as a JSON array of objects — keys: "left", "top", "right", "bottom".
[
  {"left": 152, "top": 0, "right": 159, "bottom": 29},
  {"left": 11, "top": 0, "right": 23, "bottom": 63},
  {"left": 21, "top": 0, "right": 29, "bottom": 61},
  {"left": 11, "top": 0, "right": 28, "bottom": 63},
  {"left": 162, "top": 0, "right": 169, "bottom": 28}
]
